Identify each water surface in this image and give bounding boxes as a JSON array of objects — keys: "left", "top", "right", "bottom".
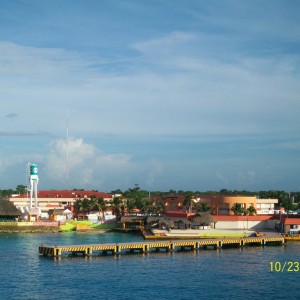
[{"left": 0, "top": 232, "right": 299, "bottom": 300}]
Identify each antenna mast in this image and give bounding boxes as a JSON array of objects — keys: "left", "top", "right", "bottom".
[{"left": 66, "top": 107, "right": 69, "bottom": 190}]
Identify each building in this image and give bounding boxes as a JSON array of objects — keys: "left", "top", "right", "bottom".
[
  {"left": 48, "top": 208, "right": 70, "bottom": 222},
  {"left": 209, "top": 195, "right": 278, "bottom": 215},
  {"left": 279, "top": 215, "right": 300, "bottom": 234},
  {"left": 163, "top": 211, "right": 277, "bottom": 231},
  {"left": 5, "top": 190, "right": 113, "bottom": 219},
  {"left": 0, "top": 200, "right": 22, "bottom": 221},
  {"left": 150, "top": 194, "right": 278, "bottom": 215}
]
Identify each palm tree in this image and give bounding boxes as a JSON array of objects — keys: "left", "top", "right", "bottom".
[
  {"left": 73, "top": 199, "right": 83, "bottom": 215},
  {"left": 89, "top": 195, "right": 98, "bottom": 211},
  {"left": 110, "top": 197, "right": 122, "bottom": 217},
  {"left": 97, "top": 197, "right": 107, "bottom": 223},
  {"left": 81, "top": 198, "right": 91, "bottom": 213},
  {"left": 231, "top": 203, "right": 245, "bottom": 215},
  {"left": 183, "top": 192, "right": 194, "bottom": 213},
  {"left": 139, "top": 197, "right": 151, "bottom": 213},
  {"left": 197, "top": 202, "right": 211, "bottom": 213},
  {"left": 246, "top": 205, "right": 257, "bottom": 216}
]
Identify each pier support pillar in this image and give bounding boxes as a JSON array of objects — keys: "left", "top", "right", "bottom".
[
  {"left": 170, "top": 243, "right": 174, "bottom": 252},
  {"left": 144, "top": 244, "right": 149, "bottom": 253}
]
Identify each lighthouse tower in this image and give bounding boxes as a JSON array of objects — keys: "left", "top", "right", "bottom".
[{"left": 28, "top": 163, "right": 39, "bottom": 209}]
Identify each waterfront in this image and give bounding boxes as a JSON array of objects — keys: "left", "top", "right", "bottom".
[{"left": 0, "top": 232, "right": 299, "bottom": 300}]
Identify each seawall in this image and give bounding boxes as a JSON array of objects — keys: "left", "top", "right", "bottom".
[{"left": 0, "top": 222, "right": 60, "bottom": 233}]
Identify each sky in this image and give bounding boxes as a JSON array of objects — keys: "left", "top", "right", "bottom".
[{"left": 0, "top": 0, "right": 300, "bottom": 192}]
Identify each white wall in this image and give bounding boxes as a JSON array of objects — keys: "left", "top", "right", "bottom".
[{"left": 215, "top": 220, "right": 273, "bottom": 230}]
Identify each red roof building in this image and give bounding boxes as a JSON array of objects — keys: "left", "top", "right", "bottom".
[
  {"left": 5, "top": 190, "right": 112, "bottom": 214},
  {"left": 280, "top": 215, "right": 300, "bottom": 233}
]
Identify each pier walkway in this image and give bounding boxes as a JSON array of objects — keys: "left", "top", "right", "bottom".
[{"left": 39, "top": 236, "right": 285, "bottom": 257}]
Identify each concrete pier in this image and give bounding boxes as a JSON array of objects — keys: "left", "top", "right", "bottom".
[{"left": 39, "top": 236, "right": 285, "bottom": 257}]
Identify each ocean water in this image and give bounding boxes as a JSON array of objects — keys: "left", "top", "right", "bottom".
[{"left": 0, "top": 232, "right": 299, "bottom": 300}]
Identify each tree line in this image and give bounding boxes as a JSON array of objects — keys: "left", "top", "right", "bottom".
[{"left": 1, "top": 185, "right": 300, "bottom": 203}]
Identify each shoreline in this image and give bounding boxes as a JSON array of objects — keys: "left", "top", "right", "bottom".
[{"left": 0, "top": 220, "right": 115, "bottom": 233}]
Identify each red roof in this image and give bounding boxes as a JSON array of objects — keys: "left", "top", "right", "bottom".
[
  {"left": 15, "top": 190, "right": 112, "bottom": 199},
  {"left": 164, "top": 211, "right": 275, "bottom": 221},
  {"left": 281, "top": 218, "right": 300, "bottom": 225},
  {"left": 214, "top": 215, "right": 274, "bottom": 221},
  {"left": 164, "top": 211, "right": 195, "bottom": 218}
]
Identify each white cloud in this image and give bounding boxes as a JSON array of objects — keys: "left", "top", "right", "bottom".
[{"left": 43, "top": 138, "right": 163, "bottom": 190}]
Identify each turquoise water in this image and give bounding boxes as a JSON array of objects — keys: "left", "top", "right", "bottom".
[{"left": 0, "top": 232, "right": 299, "bottom": 300}]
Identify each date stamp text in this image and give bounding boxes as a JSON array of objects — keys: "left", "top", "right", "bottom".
[{"left": 270, "top": 261, "right": 299, "bottom": 272}]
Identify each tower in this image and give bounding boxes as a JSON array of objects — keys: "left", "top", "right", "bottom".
[{"left": 28, "top": 163, "right": 39, "bottom": 209}]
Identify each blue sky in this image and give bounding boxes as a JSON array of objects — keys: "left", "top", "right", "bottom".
[{"left": 0, "top": 0, "right": 300, "bottom": 192}]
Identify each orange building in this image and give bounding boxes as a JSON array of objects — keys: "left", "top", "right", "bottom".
[
  {"left": 209, "top": 195, "right": 256, "bottom": 215},
  {"left": 150, "top": 194, "right": 278, "bottom": 215}
]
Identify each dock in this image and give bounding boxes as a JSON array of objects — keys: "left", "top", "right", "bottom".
[{"left": 39, "top": 236, "right": 285, "bottom": 257}]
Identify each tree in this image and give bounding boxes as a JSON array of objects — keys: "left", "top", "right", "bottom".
[
  {"left": 89, "top": 195, "right": 98, "bottom": 210},
  {"left": 155, "top": 201, "right": 164, "bottom": 215},
  {"left": 110, "top": 197, "right": 122, "bottom": 217},
  {"left": 74, "top": 199, "right": 83, "bottom": 215},
  {"left": 219, "top": 189, "right": 230, "bottom": 195},
  {"left": 231, "top": 203, "right": 245, "bottom": 215},
  {"left": 246, "top": 205, "right": 257, "bottom": 216},
  {"left": 81, "top": 198, "right": 91, "bottom": 213},
  {"left": 281, "top": 199, "right": 296, "bottom": 215},
  {"left": 169, "top": 189, "right": 177, "bottom": 194},
  {"left": 0, "top": 189, "right": 15, "bottom": 198},
  {"left": 111, "top": 189, "right": 123, "bottom": 194},
  {"left": 16, "top": 185, "right": 27, "bottom": 195},
  {"left": 139, "top": 197, "right": 151, "bottom": 213},
  {"left": 183, "top": 192, "right": 194, "bottom": 213},
  {"left": 197, "top": 202, "right": 211, "bottom": 213},
  {"left": 123, "top": 185, "right": 147, "bottom": 212},
  {"left": 96, "top": 197, "right": 107, "bottom": 223}
]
